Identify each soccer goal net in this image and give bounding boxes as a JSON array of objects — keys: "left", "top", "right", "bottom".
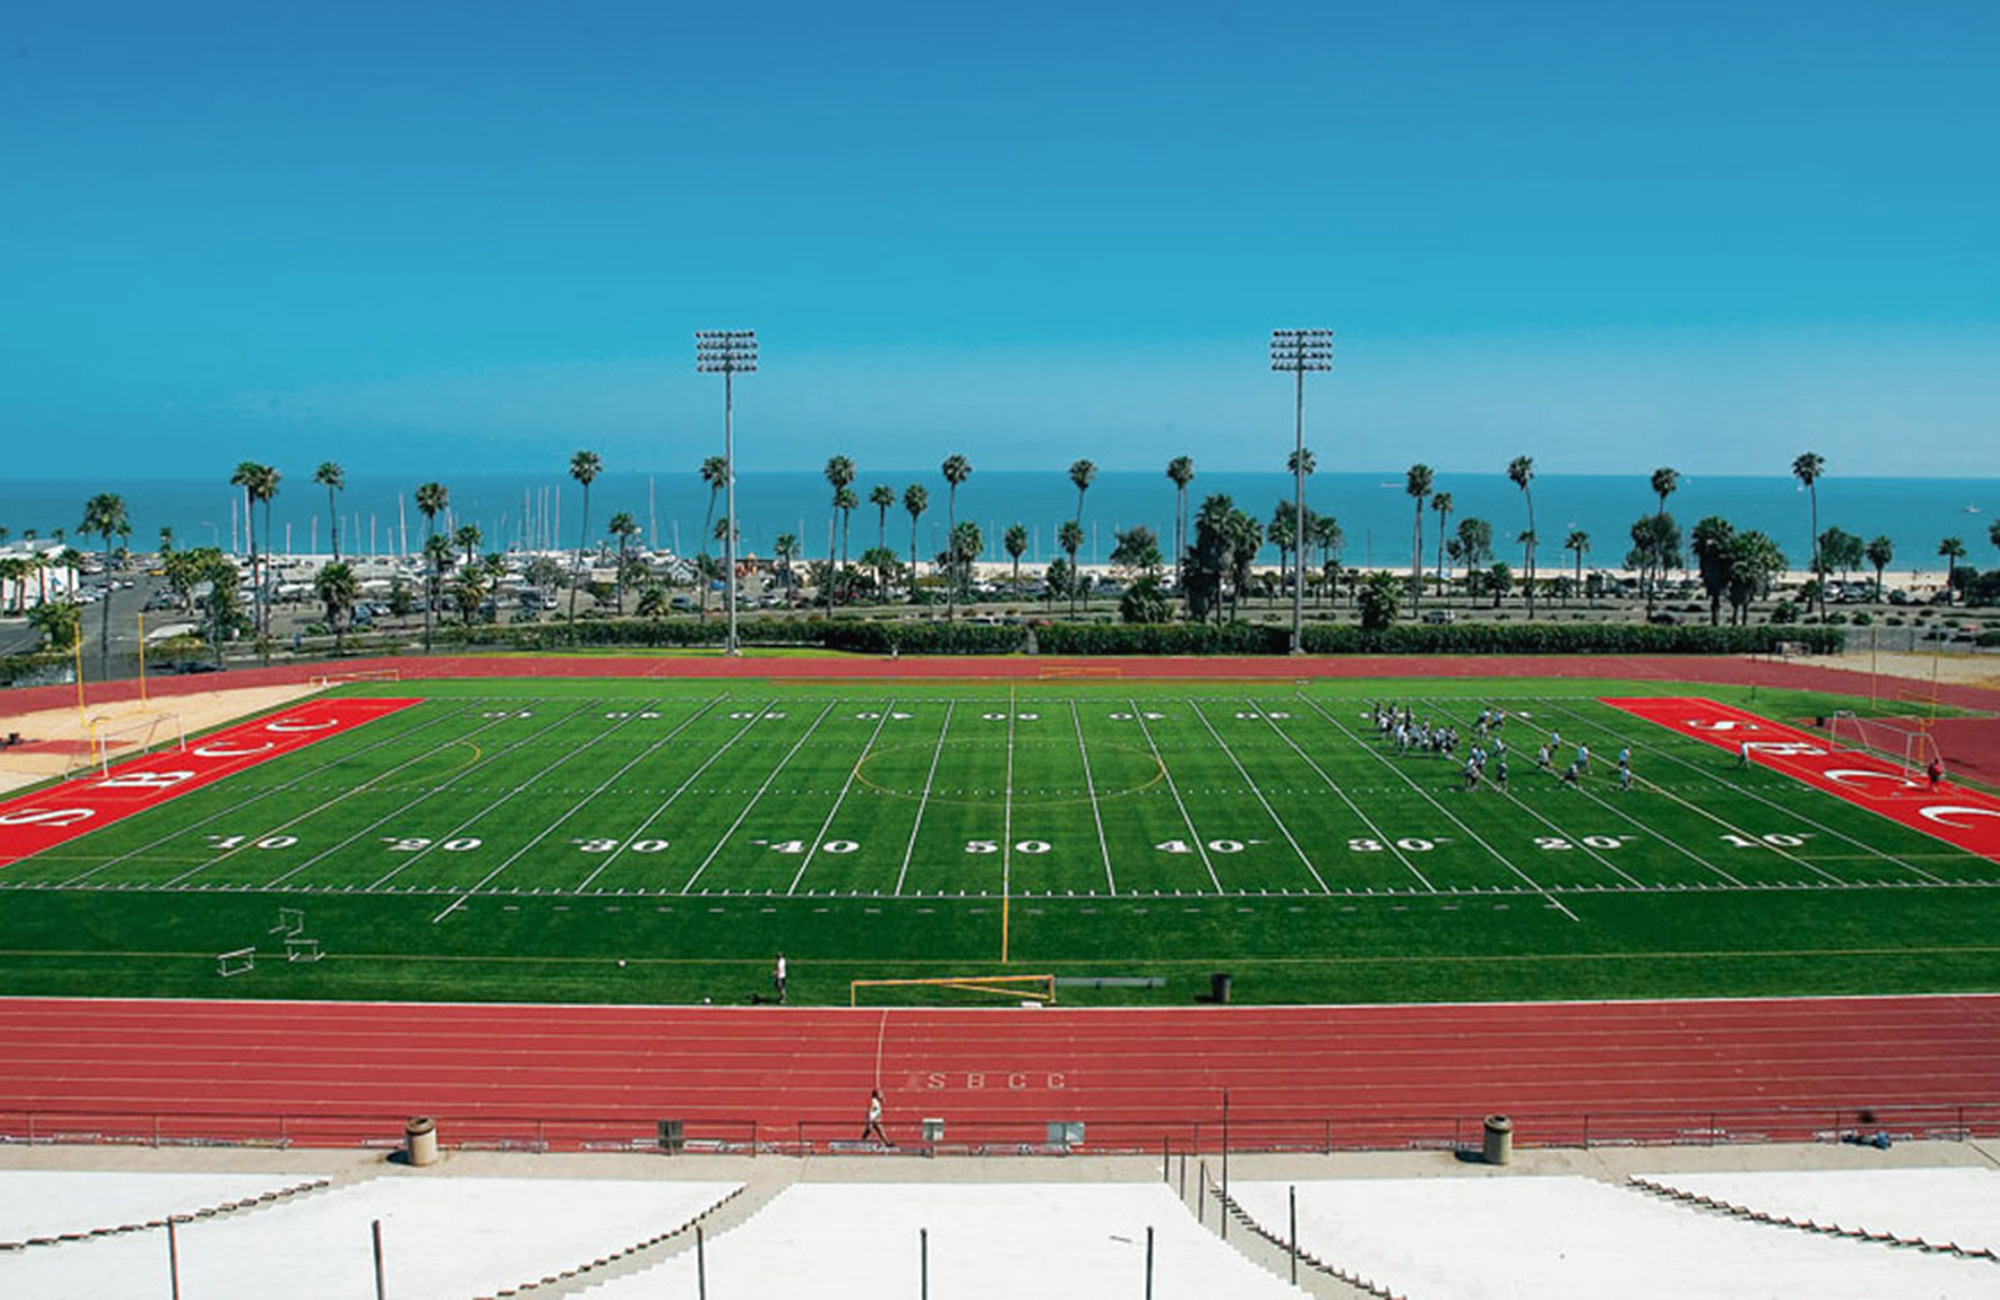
[
  {"left": 72, "top": 711, "right": 186, "bottom": 777},
  {"left": 1828, "top": 710, "right": 1941, "bottom": 776}
]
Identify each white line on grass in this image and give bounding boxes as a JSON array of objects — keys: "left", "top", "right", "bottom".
[
  {"left": 1129, "top": 697, "right": 1221, "bottom": 892},
  {"left": 789, "top": 698, "right": 895, "bottom": 894},
  {"left": 260, "top": 701, "right": 601, "bottom": 889},
  {"left": 1538, "top": 698, "right": 1944, "bottom": 886},
  {"left": 55, "top": 702, "right": 482, "bottom": 887},
  {"left": 1191, "top": 701, "right": 1329, "bottom": 892},
  {"left": 678, "top": 700, "right": 840, "bottom": 895},
  {"left": 894, "top": 702, "right": 954, "bottom": 896},
  {"left": 425, "top": 697, "right": 717, "bottom": 908},
  {"left": 1002, "top": 684, "right": 1017, "bottom": 907},
  {"left": 1068, "top": 700, "right": 1117, "bottom": 895},
  {"left": 1249, "top": 702, "right": 1432, "bottom": 892},
  {"left": 1296, "top": 694, "right": 1579, "bottom": 921}
]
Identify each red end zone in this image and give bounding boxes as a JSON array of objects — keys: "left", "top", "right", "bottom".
[
  {"left": 0, "top": 698, "right": 419, "bottom": 868},
  {"left": 1602, "top": 696, "right": 2000, "bottom": 861}
]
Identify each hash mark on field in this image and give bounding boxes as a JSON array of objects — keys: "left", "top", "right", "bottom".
[
  {"left": 789, "top": 697, "right": 896, "bottom": 893},
  {"left": 895, "top": 702, "right": 954, "bottom": 896},
  {"left": 680, "top": 700, "right": 839, "bottom": 894}
]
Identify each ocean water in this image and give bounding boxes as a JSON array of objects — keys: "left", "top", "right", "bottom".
[{"left": 2, "top": 470, "right": 1995, "bottom": 577}]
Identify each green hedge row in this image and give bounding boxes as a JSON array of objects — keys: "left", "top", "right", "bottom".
[{"left": 428, "top": 616, "right": 1842, "bottom": 658}]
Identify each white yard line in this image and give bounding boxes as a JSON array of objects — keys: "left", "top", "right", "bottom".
[
  {"left": 426, "top": 697, "right": 717, "bottom": 907},
  {"left": 1191, "top": 701, "right": 1329, "bottom": 893},
  {"left": 788, "top": 699, "right": 895, "bottom": 894},
  {"left": 1296, "top": 694, "right": 1578, "bottom": 921},
  {"left": 1539, "top": 698, "right": 1943, "bottom": 885},
  {"left": 572, "top": 700, "right": 777, "bottom": 892},
  {"left": 390, "top": 705, "right": 648, "bottom": 899},
  {"left": 678, "top": 700, "right": 840, "bottom": 895},
  {"left": 1129, "top": 697, "right": 1221, "bottom": 892},
  {"left": 1249, "top": 702, "right": 1432, "bottom": 892},
  {"left": 1001, "top": 685, "right": 1017, "bottom": 902},
  {"left": 55, "top": 702, "right": 479, "bottom": 887},
  {"left": 1068, "top": 701, "right": 1118, "bottom": 895},
  {"left": 249, "top": 701, "right": 597, "bottom": 890},
  {"left": 893, "top": 702, "right": 954, "bottom": 896}
]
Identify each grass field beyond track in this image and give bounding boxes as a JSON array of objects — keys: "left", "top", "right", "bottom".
[{"left": 2, "top": 676, "right": 1996, "bottom": 1006}]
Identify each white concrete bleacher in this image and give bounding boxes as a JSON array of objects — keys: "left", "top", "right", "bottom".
[
  {"left": 588, "top": 1182, "right": 1307, "bottom": 1299},
  {"left": 1230, "top": 1175, "right": 2000, "bottom": 1300},
  {"left": 1634, "top": 1167, "right": 2000, "bottom": 1256},
  {"left": 0, "top": 1172, "right": 737, "bottom": 1299},
  {"left": 0, "top": 1170, "right": 327, "bottom": 1246}
]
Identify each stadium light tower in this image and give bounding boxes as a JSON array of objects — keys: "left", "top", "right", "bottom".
[
  {"left": 697, "top": 330, "right": 758, "bottom": 655},
  {"left": 1270, "top": 328, "right": 1333, "bottom": 654}
]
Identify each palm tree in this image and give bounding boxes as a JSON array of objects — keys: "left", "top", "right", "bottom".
[
  {"left": 1430, "top": 492, "right": 1454, "bottom": 601},
  {"left": 1564, "top": 529, "right": 1591, "bottom": 606},
  {"left": 1791, "top": 452, "right": 1826, "bottom": 620},
  {"left": 1405, "top": 464, "right": 1433, "bottom": 615},
  {"left": 78, "top": 492, "right": 128, "bottom": 674},
  {"left": 1989, "top": 519, "right": 2000, "bottom": 570},
  {"left": 940, "top": 455, "right": 972, "bottom": 619},
  {"left": 835, "top": 486, "right": 859, "bottom": 574},
  {"left": 869, "top": 485, "right": 896, "bottom": 554},
  {"left": 414, "top": 481, "right": 449, "bottom": 652},
  {"left": 1507, "top": 455, "right": 1537, "bottom": 618},
  {"left": 607, "top": 511, "right": 639, "bottom": 614},
  {"left": 1313, "top": 514, "right": 1343, "bottom": 608},
  {"left": 313, "top": 561, "right": 359, "bottom": 652},
  {"left": 1939, "top": 536, "right": 1967, "bottom": 604},
  {"left": 774, "top": 533, "right": 800, "bottom": 599},
  {"left": 1865, "top": 535, "right": 1894, "bottom": 601},
  {"left": 454, "top": 522, "right": 482, "bottom": 567},
  {"left": 822, "top": 456, "right": 855, "bottom": 612},
  {"left": 314, "top": 462, "right": 345, "bottom": 562},
  {"left": 567, "top": 449, "right": 602, "bottom": 623},
  {"left": 1166, "top": 455, "right": 1195, "bottom": 613},
  {"left": 1057, "top": 520, "right": 1085, "bottom": 617},
  {"left": 950, "top": 521, "right": 983, "bottom": 609},
  {"left": 698, "top": 454, "right": 728, "bottom": 564},
  {"left": 1646, "top": 466, "right": 1679, "bottom": 613},
  {"left": 1004, "top": 523, "right": 1028, "bottom": 600},
  {"left": 1689, "top": 516, "right": 1735, "bottom": 626},
  {"left": 230, "top": 461, "right": 280, "bottom": 641},
  {"left": 902, "top": 484, "right": 929, "bottom": 606},
  {"left": 1068, "top": 458, "right": 1097, "bottom": 526}
]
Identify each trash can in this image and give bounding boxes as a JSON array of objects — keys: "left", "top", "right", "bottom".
[
  {"left": 1210, "top": 972, "right": 1233, "bottom": 1004},
  {"left": 405, "top": 1116, "right": 438, "bottom": 1167},
  {"left": 657, "top": 1119, "right": 685, "bottom": 1154},
  {"left": 1482, "top": 1114, "right": 1513, "bottom": 1166}
]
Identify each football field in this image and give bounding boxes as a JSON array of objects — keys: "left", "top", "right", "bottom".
[{"left": 2, "top": 676, "right": 1996, "bottom": 1006}]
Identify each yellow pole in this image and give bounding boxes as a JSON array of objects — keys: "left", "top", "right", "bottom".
[
  {"left": 1001, "top": 891, "right": 1010, "bottom": 965},
  {"left": 73, "top": 628, "right": 86, "bottom": 729},
  {"left": 138, "top": 611, "right": 148, "bottom": 706}
]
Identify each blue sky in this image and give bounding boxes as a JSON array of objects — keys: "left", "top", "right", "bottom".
[{"left": 3, "top": 0, "right": 1996, "bottom": 479}]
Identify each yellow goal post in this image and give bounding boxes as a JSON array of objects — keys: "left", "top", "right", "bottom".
[
  {"left": 308, "top": 667, "right": 402, "bottom": 691},
  {"left": 849, "top": 973, "right": 1057, "bottom": 1007}
]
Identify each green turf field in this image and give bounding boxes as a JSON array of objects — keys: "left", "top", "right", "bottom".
[{"left": 2, "top": 676, "right": 1996, "bottom": 1005}]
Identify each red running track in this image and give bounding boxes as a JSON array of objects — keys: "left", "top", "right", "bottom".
[{"left": 4, "top": 995, "right": 1998, "bottom": 1152}]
